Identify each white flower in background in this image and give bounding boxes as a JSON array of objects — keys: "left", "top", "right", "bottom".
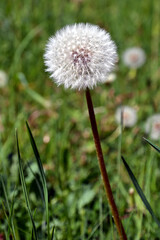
[
  {"left": 105, "top": 72, "right": 116, "bottom": 83},
  {"left": 122, "top": 47, "right": 146, "bottom": 69},
  {"left": 44, "top": 23, "right": 118, "bottom": 90},
  {"left": 115, "top": 106, "right": 137, "bottom": 127},
  {"left": 0, "top": 70, "right": 8, "bottom": 88},
  {"left": 145, "top": 114, "right": 160, "bottom": 140}
]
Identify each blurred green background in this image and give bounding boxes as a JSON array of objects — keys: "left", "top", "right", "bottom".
[{"left": 0, "top": 0, "right": 160, "bottom": 239}]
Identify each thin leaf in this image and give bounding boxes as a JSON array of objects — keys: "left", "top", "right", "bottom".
[
  {"left": 26, "top": 122, "right": 46, "bottom": 187},
  {"left": 18, "top": 72, "right": 51, "bottom": 108},
  {"left": 16, "top": 130, "right": 38, "bottom": 240},
  {"left": 26, "top": 122, "right": 50, "bottom": 239},
  {"left": 32, "top": 228, "right": 34, "bottom": 240},
  {"left": 1, "top": 176, "right": 10, "bottom": 213},
  {"left": 25, "top": 88, "right": 51, "bottom": 108},
  {"left": 50, "top": 226, "right": 55, "bottom": 240},
  {"left": 1, "top": 201, "right": 15, "bottom": 238},
  {"left": 143, "top": 137, "right": 160, "bottom": 153},
  {"left": 122, "top": 156, "right": 160, "bottom": 227},
  {"left": 87, "top": 214, "right": 108, "bottom": 240},
  {"left": 27, "top": 162, "right": 45, "bottom": 205},
  {"left": 0, "top": 176, "right": 16, "bottom": 240}
]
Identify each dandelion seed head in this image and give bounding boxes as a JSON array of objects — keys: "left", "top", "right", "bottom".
[
  {"left": 129, "top": 188, "right": 134, "bottom": 195},
  {"left": 44, "top": 23, "right": 118, "bottom": 90},
  {"left": 105, "top": 72, "right": 116, "bottom": 83},
  {"left": 43, "top": 134, "right": 50, "bottom": 144},
  {"left": 122, "top": 47, "right": 146, "bottom": 69},
  {"left": 145, "top": 114, "right": 160, "bottom": 140},
  {"left": 115, "top": 106, "right": 137, "bottom": 127}
]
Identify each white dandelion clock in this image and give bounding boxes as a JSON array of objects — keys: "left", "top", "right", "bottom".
[
  {"left": 115, "top": 106, "right": 137, "bottom": 127},
  {"left": 44, "top": 23, "right": 118, "bottom": 90},
  {"left": 0, "top": 70, "right": 8, "bottom": 88},
  {"left": 145, "top": 114, "right": 160, "bottom": 140},
  {"left": 122, "top": 47, "right": 146, "bottom": 69},
  {"left": 105, "top": 73, "right": 116, "bottom": 83}
]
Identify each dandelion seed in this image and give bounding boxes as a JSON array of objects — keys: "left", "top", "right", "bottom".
[
  {"left": 122, "top": 47, "right": 146, "bottom": 69},
  {"left": 145, "top": 114, "right": 160, "bottom": 140},
  {"left": 44, "top": 23, "right": 118, "bottom": 90},
  {"left": 0, "top": 70, "right": 8, "bottom": 88},
  {"left": 115, "top": 106, "right": 137, "bottom": 127}
]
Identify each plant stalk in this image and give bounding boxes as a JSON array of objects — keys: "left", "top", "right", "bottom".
[{"left": 85, "top": 88, "right": 127, "bottom": 240}]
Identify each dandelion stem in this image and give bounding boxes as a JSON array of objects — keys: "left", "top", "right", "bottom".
[{"left": 85, "top": 88, "right": 127, "bottom": 240}]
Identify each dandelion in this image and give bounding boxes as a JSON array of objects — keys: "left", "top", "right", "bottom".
[
  {"left": 105, "top": 72, "right": 116, "bottom": 83},
  {"left": 129, "top": 188, "right": 134, "bottom": 195},
  {"left": 44, "top": 23, "right": 127, "bottom": 240},
  {"left": 44, "top": 23, "right": 117, "bottom": 90},
  {"left": 43, "top": 134, "right": 50, "bottom": 144},
  {"left": 0, "top": 70, "right": 8, "bottom": 88},
  {"left": 115, "top": 106, "right": 137, "bottom": 127},
  {"left": 145, "top": 114, "right": 160, "bottom": 140},
  {"left": 122, "top": 47, "right": 146, "bottom": 69}
]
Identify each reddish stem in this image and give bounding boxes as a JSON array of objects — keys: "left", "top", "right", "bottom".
[{"left": 85, "top": 88, "right": 127, "bottom": 240}]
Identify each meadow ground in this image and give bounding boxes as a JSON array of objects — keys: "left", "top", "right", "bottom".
[{"left": 0, "top": 0, "right": 160, "bottom": 239}]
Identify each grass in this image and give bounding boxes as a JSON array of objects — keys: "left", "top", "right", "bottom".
[{"left": 0, "top": 0, "right": 160, "bottom": 239}]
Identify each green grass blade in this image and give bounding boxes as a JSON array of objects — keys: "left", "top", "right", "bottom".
[
  {"left": 1, "top": 201, "right": 12, "bottom": 238},
  {"left": 143, "top": 137, "right": 160, "bottom": 153},
  {"left": 18, "top": 73, "right": 51, "bottom": 108},
  {"left": 25, "top": 122, "right": 46, "bottom": 187},
  {"left": 1, "top": 199, "right": 16, "bottom": 240},
  {"left": 16, "top": 130, "right": 38, "bottom": 240},
  {"left": 32, "top": 230, "right": 34, "bottom": 240},
  {"left": 121, "top": 156, "right": 160, "bottom": 227},
  {"left": 27, "top": 162, "right": 45, "bottom": 205},
  {"left": 1, "top": 176, "right": 10, "bottom": 213},
  {"left": 26, "top": 122, "right": 50, "bottom": 239},
  {"left": 10, "top": 26, "right": 41, "bottom": 77},
  {"left": 51, "top": 226, "right": 55, "bottom": 240},
  {"left": 87, "top": 214, "right": 107, "bottom": 240},
  {"left": 1, "top": 176, "right": 17, "bottom": 240}
]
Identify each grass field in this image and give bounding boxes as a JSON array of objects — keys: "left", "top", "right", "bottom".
[{"left": 0, "top": 0, "right": 160, "bottom": 239}]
